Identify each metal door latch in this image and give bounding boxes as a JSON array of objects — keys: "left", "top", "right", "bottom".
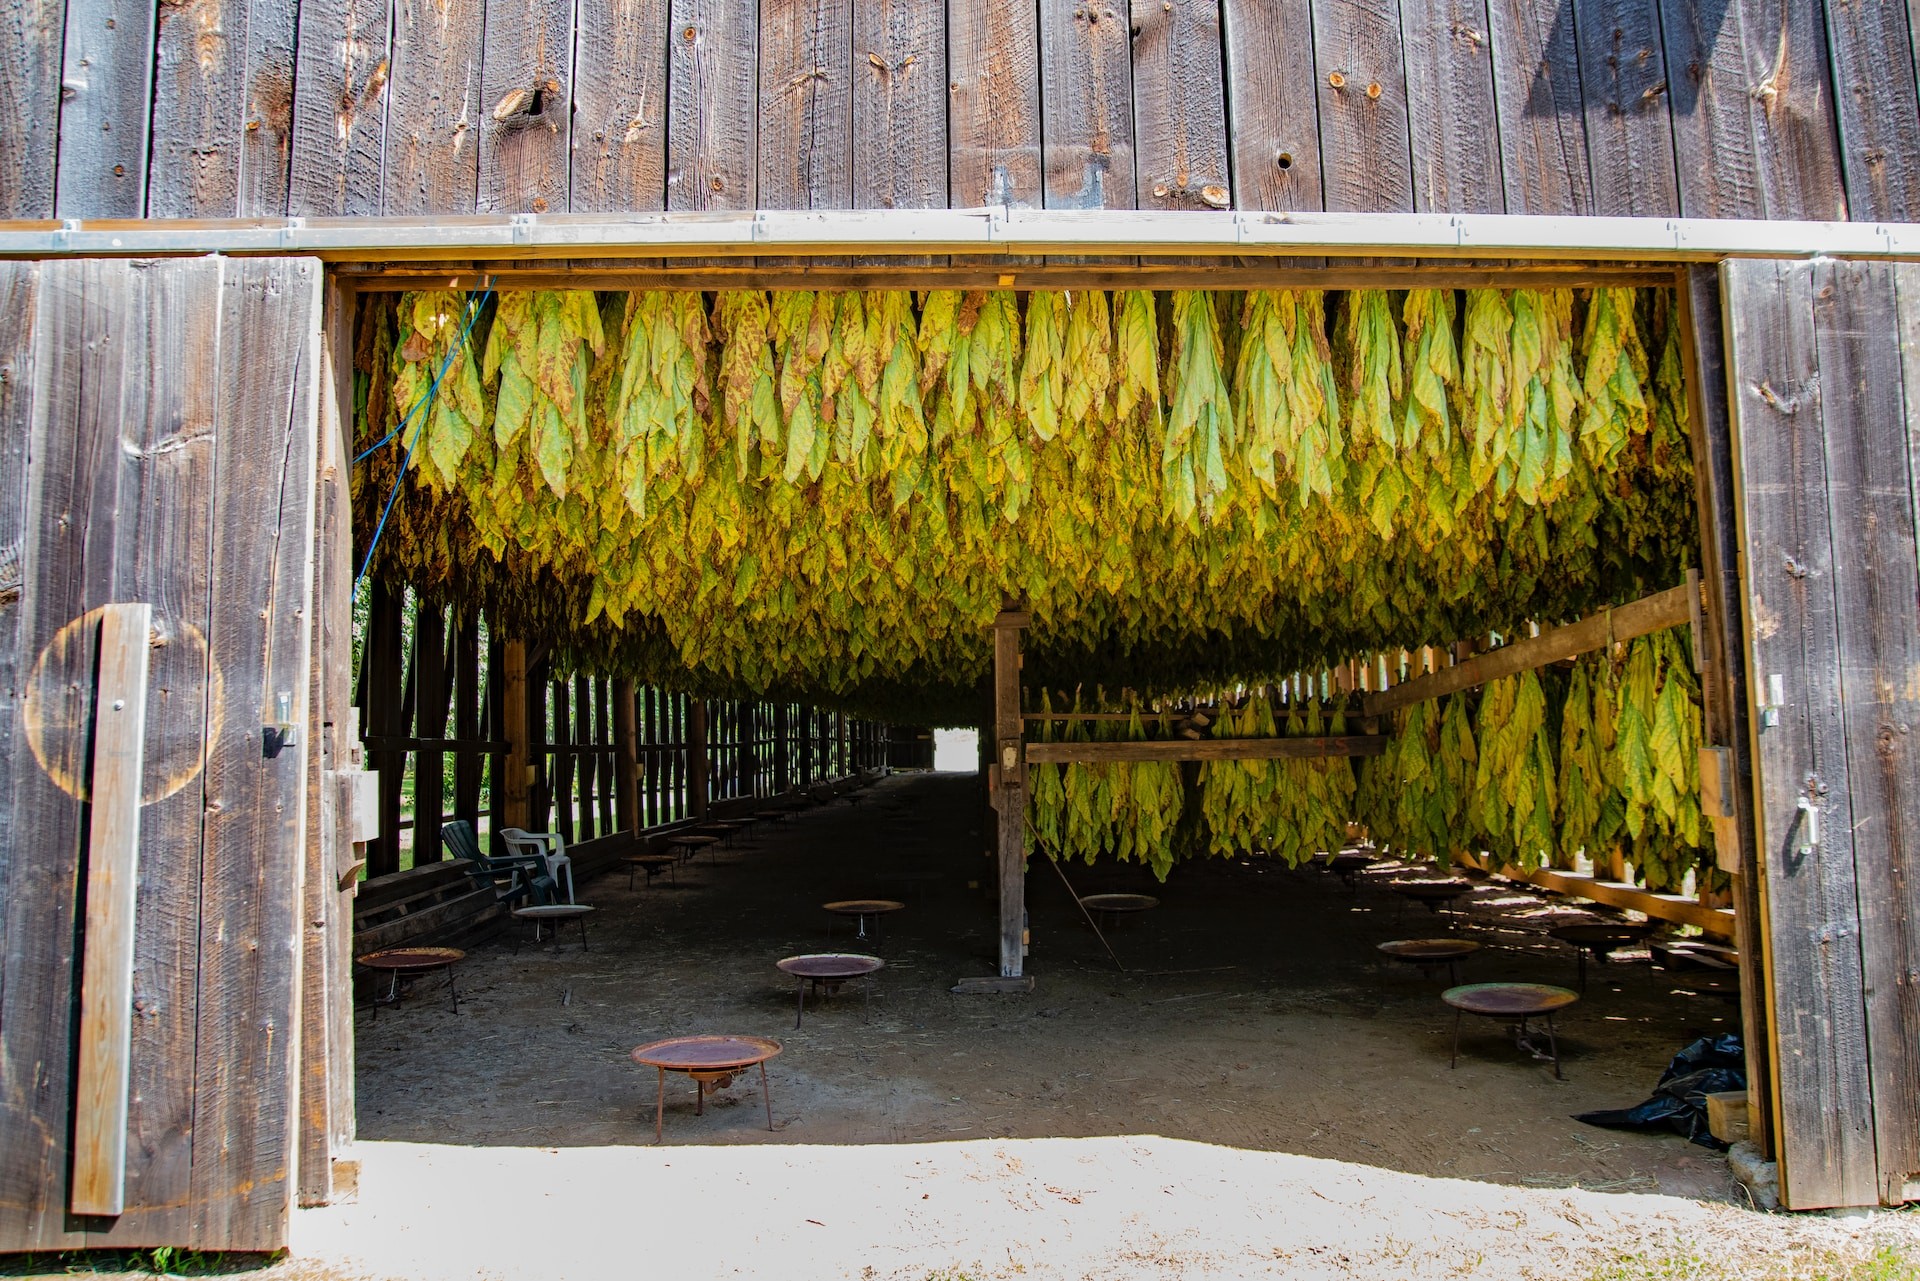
[
  {"left": 1795, "top": 795, "right": 1820, "bottom": 855},
  {"left": 1760, "top": 674, "right": 1786, "bottom": 728}
]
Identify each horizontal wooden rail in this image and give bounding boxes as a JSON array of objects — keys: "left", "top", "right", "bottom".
[
  {"left": 1363, "top": 583, "right": 1696, "bottom": 717},
  {"left": 1025, "top": 735, "right": 1385, "bottom": 764},
  {"left": 1452, "top": 853, "right": 1735, "bottom": 937}
]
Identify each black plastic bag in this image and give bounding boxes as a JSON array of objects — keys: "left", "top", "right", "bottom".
[{"left": 1574, "top": 1034, "right": 1746, "bottom": 1150}]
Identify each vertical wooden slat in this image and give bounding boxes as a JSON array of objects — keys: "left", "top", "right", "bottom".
[
  {"left": 364, "top": 582, "right": 405, "bottom": 876},
  {"left": 149, "top": 0, "right": 300, "bottom": 216},
  {"left": 1484, "top": 0, "right": 1592, "bottom": 215},
  {"left": 1394, "top": 0, "right": 1501, "bottom": 214},
  {"left": 1572, "top": 0, "right": 1679, "bottom": 217},
  {"left": 383, "top": 0, "right": 486, "bottom": 214},
  {"left": 413, "top": 600, "right": 447, "bottom": 857},
  {"left": 666, "top": 0, "right": 758, "bottom": 209},
  {"left": 56, "top": 0, "right": 158, "bottom": 216},
  {"left": 948, "top": 0, "right": 1043, "bottom": 208},
  {"left": 853, "top": 0, "right": 946, "bottom": 212},
  {"left": 499, "top": 639, "right": 530, "bottom": 834},
  {"left": 478, "top": 0, "right": 576, "bottom": 212},
  {"left": 189, "top": 256, "right": 321, "bottom": 1250},
  {"left": 1820, "top": 259, "right": 1920, "bottom": 1205},
  {"left": 552, "top": 678, "right": 573, "bottom": 843},
  {"left": 529, "top": 662, "right": 552, "bottom": 830},
  {"left": 1822, "top": 0, "right": 1920, "bottom": 223},
  {"left": 289, "top": 0, "right": 394, "bottom": 216},
  {"left": 0, "top": 262, "right": 96, "bottom": 1250},
  {"left": 69, "top": 608, "right": 153, "bottom": 1219},
  {"left": 1040, "top": 0, "right": 1136, "bottom": 209},
  {"left": 1659, "top": 0, "right": 1847, "bottom": 221},
  {"left": 575, "top": 674, "right": 596, "bottom": 839},
  {"left": 571, "top": 0, "right": 670, "bottom": 211},
  {"left": 0, "top": 0, "right": 61, "bottom": 216},
  {"left": 689, "top": 697, "right": 709, "bottom": 817},
  {"left": 1222, "top": 0, "right": 1323, "bottom": 212},
  {"left": 299, "top": 282, "right": 356, "bottom": 1207},
  {"left": 1311, "top": 0, "right": 1414, "bottom": 213},
  {"left": 613, "top": 678, "right": 637, "bottom": 830},
  {"left": 596, "top": 678, "right": 615, "bottom": 833},
  {"left": 453, "top": 615, "right": 482, "bottom": 829},
  {"left": 992, "top": 613, "right": 1025, "bottom": 978},
  {"left": 760, "top": 0, "right": 854, "bottom": 212},
  {"left": 1722, "top": 256, "right": 1878, "bottom": 1210},
  {"left": 1129, "top": 0, "right": 1230, "bottom": 210}
]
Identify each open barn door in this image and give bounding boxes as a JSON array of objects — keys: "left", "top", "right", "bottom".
[
  {"left": 1721, "top": 258, "right": 1920, "bottom": 1209},
  {"left": 0, "top": 257, "right": 324, "bottom": 1249}
]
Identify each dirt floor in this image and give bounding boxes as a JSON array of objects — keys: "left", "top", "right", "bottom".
[{"left": 357, "top": 770, "right": 1748, "bottom": 1199}]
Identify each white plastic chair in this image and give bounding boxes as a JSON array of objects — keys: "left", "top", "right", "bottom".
[{"left": 500, "top": 828, "right": 576, "bottom": 904}]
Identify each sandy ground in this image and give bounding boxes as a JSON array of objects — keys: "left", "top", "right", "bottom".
[{"left": 15, "top": 771, "right": 1919, "bottom": 1280}]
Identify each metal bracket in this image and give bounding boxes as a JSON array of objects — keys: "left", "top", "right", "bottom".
[
  {"left": 1795, "top": 795, "right": 1820, "bottom": 856},
  {"left": 1759, "top": 673, "right": 1786, "bottom": 729}
]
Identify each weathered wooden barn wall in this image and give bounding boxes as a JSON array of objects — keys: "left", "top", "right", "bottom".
[
  {"left": 1722, "top": 256, "right": 1920, "bottom": 1210},
  {"left": 0, "top": 256, "right": 324, "bottom": 1249},
  {"left": 14, "top": 0, "right": 1914, "bottom": 225}
]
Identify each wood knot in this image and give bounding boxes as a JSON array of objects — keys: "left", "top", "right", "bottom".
[
  {"left": 1327, "top": 71, "right": 1346, "bottom": 89},
  {"left": 1366, "top": 82, "right": 1382, "bottom": 99}
]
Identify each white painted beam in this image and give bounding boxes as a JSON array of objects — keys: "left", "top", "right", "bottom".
[{"left": 0, "top": 207, "right": 1917, "bottom": 261}]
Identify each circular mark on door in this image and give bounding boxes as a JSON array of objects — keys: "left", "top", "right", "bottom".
[{"left": 22, "top": 605, "right": 224, "bottom": 804}]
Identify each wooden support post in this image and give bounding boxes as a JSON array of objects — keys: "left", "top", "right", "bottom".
[
  {"left": 364, "top": 581, "right": 405, "bottom": 877},
  {"left": 452, "top": 615, "right": 481, "bottom": 832},
  {"left": 689, "top": 697, "right": 710, "bottom": 818},
  {"left": 71, "top": 603, "right": 152, "bottom": 1217},
  {"left": 993, "top": 609, "right": 1029, "bottom": 983},
  {"left": 596, "top": 679, "right": 615, "bottom": 833},
  {"left": 1682, "top": 264, "right": 1774, "bottom": 1160},
  {"left": 574, "top": 674, "right": 595, "bottom": 840},
  {"left": 552, "top": 679, "right": 574, "bottom": 845},
  {"left": 774, "top": 701, "right": 791, "bottom": 793},
  {"left": 499, "top": 640, "right": 530, "bottom": 838},
  {"left": 613, "top": 678, "right": 638, "bottom": 832},
  {"left": 412, "top": 599, "right": 447, "bottom": 861}
]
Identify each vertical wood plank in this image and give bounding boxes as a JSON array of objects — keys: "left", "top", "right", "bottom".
[
  {"left": 596, "top": 679, "right": 615, "bottom": 833},
  {"left": 948, "top": 0, "right": 1043, "bottom": 207},
  {"left": 528, "top": 659, "right": 551, "bottom": 830},
  {"left": 1573, "top": 0, "right": 1679, "bottom": 216},
  {"left": 478, "top": 0, "right": 576, "bottom": 212},
  {"left": 613, "top": 679, "right": 637, "bottom": 830},
  {"left": 571, "top": 0, "right": 670, "bottom": 211},
  {"left": 1822, "top": 0, "right": 1920, "bottom": 223},
  {"left": 149, "top": 0, "right": 300, "bottom": 216},
  {"left": 56, "top": 0, "right": 157, "bottom": 216},
  {"left": 383, "top": 0, "right": 486, "bottom": 214},
  {"left": 992, "top": 615, "right": 1025, "bottom": 978},
  {"left": 1485, "top": 0, "right": 1593, "bottom": 215},
  {"left": 500, "top": 640, "right": 530, "bottom": 831},
  {"left": 364, "top": 582, "right": 405, "bottom": 877},
  {"left": 289, "top": 0, "right": 394, "bottom": 216},
  {"left": 689, "top": 697, "right": 709, "bottom": 817},
  {"left": 552, "top": 679, "right": 573, "bottom": 843},
  {"left": 1040, "top": 0, "right": 1136, "bottom": 209},
  {"left": 453, "top": 615, "right": 481, "bottom": 829},
  {"left": 1680, "top": 263, "right": 1773, "bottom": 1158},
  {"left": 666, "top": 0, "right": 758, "bottom": 209},
  {"left": 189, "top": 256, "right": 322, "bottom": 1250},
  {"left": 1397, "top": 0, "right": 1501, "bottom": 213},
  {"left": 1659, "top": 0, "right": 1847, "bottom": 221},
  {"left": 1821, "top": 260, "right": 1920, "bottom": 1205},
  {"left": 1129, "top": 0, "right": 1230, "bottom": 210},
  {"left": 1722, "top": 256, "right": 1878, "bottom": 1210},
  {"left": 1310, "top": 0, "right": 1414, "bottom": 212},
  {"left": 0, "top": 264, "right": 40, "bottom": 1236},
  {"left": 0, "top": 0, "right": 61, "bottom": 216},
  {"left": 854, "top": 0, "right": 946, "bottom": 211},
  {"left": 0, "top": 261, "right": 127, "bottom": 1250},
  {"left": 1222, "top": 0, "right": 1324, "bottom": 211},
  {"left": 70, "top": 604, "right": 152, "bottom": 1220},
  {"left": 575, "top": 674, "right": 595, "bottom": 839},
  {"left": 298, "top": 283, "right": 356, "bottom": 1206},
  {"left": 759, "top": 0, "right": 854, "bottom": 210},
  {"left": 413, "top": 600, "right": 447, "bottom": 857}
]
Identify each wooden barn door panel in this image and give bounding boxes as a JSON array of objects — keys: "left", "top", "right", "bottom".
[
  {"left": 0, "top": 256, "right": 322, "bottom": 1250},
  {"left": 1722, "top": 256, "right": 1920, "bottom": 1209}
]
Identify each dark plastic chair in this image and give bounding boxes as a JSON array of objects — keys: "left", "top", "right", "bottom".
[{"left": 440, "top": 820, "right": 556, "bottom": 907}]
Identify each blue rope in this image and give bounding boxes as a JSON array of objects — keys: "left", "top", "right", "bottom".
[{"left": 353, "top": 289, "right": 493, "bottom": 595}]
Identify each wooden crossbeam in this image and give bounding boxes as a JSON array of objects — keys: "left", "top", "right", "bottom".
[
  {"left": 1024, "top": 735, "right": 1385, "bottom": 764},
  {"left": 1363, "top": 583, "right": 1696, "bottom": 717}
]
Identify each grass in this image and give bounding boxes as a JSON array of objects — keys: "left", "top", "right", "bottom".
[
  {"left": 1588, "top": 1243, "right": 1918, "bottom": 1281},
  {"left": 0, "top": 1248, "right": 279, "bottom": 1278}
]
